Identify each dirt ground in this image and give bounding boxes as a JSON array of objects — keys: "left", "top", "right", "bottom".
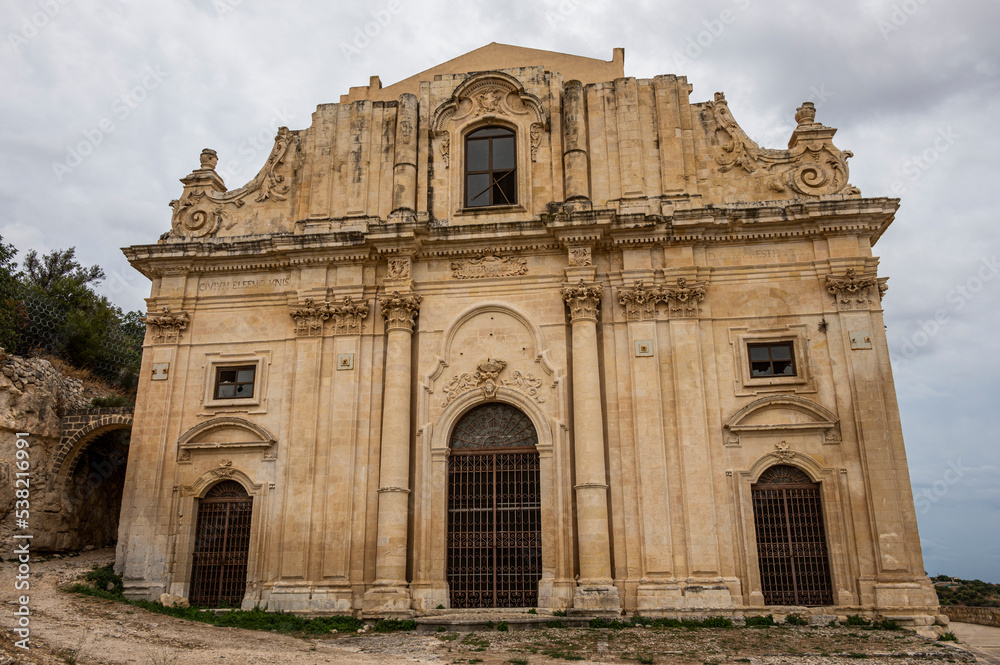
[{"left": 0, "top": 549, "right": 983, "bottom": 665}]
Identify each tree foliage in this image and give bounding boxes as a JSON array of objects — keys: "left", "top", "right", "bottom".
[{"left": 0, "top": 236, "right": 144, "bottom": 391}]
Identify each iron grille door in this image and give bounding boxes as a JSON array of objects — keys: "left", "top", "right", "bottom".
[
  {"left": 752, "top": 465, "right": 833, "bottom": 606},
  {"left": 447, "top": 403, "right": 542, "bottom": 608},
  {"left": 189, "top": 480, "right": 252, "bottom": 607}
]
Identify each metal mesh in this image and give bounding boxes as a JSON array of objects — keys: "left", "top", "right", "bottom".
[
  {"left": 752, "top": 466, "right": 833, "bottom": 606},
  {"left": 0, "top": 281, "right": 143, "bottom": 385},
  {"left": 189, "top": 481, "right": 253, "bottom": 607}
]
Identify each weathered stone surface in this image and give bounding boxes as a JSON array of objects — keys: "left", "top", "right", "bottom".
[{"left": 116, "top": 45, "right": 938, "bottom": 622}]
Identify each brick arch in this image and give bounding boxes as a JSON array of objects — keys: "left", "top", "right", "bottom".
[{"left": 55, "top": 409, "right": 134, "bottom": 480}]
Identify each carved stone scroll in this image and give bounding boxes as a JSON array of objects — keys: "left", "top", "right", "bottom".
[{"left": 441, "top": 357, "right": 546, "bottom": 406}]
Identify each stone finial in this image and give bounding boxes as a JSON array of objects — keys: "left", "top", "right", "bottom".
[
  {"left": 199, "top": 149, "right": 219, "bottom": 170},
  {"left": 795, "top": 102, "right": 817, "bottom": 126}
]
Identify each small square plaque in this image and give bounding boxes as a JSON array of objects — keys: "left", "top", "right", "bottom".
[
  {"left": 151, "top": 362, "right": 170, "bottom": 380},
  {"left": 849, "top": 330, "right": 872, "bottom": 350},
  {"left": 337, "top": 353, "right": 355, "bottom": 370},
  {"left": 634, "top": 340, "right": 653, "bottom": 357}
]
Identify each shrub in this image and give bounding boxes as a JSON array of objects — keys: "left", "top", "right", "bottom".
[
  {"left": 373, "top": 618, "right": 416, "bottom": 632},
  {"left": 843, "top": 614, "right": 871, "bottom": 627},
  {"left": 745, "top": 615, "right": 776, "bottom": 627},
  {"left": 938, "top": 631, "right": 958, "bottom": 642},
  {"left": 785, "top": 614, "right": 809, "bottom": 626}
]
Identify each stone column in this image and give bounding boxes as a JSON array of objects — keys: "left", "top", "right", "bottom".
[
  {"left": 562, "top": 280, "right": 621, "bottom": 613},
  {"left": 362, "top": 290, "right": 421, "bottom": 614},
  {"left": 391, "top": 93, "right": 418, "bottom": 214},
  {"left": 562, "top": 80, "right": 591, "bottom": 203}
]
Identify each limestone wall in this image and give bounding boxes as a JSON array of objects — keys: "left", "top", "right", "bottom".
[
  {"left": 943, "top": 606, "right": 1000, "bottom": 628},
  {"left": 0, "top": 350, "right": 125, "bottom": 550}
]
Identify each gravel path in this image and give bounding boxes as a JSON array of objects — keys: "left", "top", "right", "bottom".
[{"left": 0, "top": 549, "right": 986, "bottom": 665}]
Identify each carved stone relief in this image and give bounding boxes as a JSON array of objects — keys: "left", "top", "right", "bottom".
[
  {"left": 450, "top": 251, "right": 527, "bottom": 279},
  {"left": 826, "top": 269, "right": 887, "bottom": 311},
  {"left": 142, "top": 306, "right": 190, "bottom": 344},
  {"left": 379, "top": 291, "right": 422, "bottom": 332},
  {"left": 562, "top": 280, "right": 603, "bottom": 322},
  {"left": 705, "top": 94, "right": 859, "bottom": 198},
  {"left": 441, "top": 357, "right": 546, "bottom": 406},
  {"left": 616, "top": 278, "right": 706, "bottom": 320},
  {"left": 289, "top": 297, "right": 371, "bottom": 336},
  {"left": 568, "top": 247, "right": 592, "bottom": 267}
]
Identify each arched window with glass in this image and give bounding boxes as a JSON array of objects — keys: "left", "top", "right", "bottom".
[{"left": 465, "top": 126, "right": 516, "bottom": 207}]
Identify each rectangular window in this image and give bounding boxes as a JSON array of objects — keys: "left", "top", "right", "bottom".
[
  {"left": 748, "top": 342, "right": 796, "bottom": 377},
  {"left": 214, "top": 365, "right": 256, "bottom": 400}
]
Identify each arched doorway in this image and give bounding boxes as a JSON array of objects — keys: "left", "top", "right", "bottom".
[
  {"left": 189, "top": 480, "right": 253, "bottom": 607},
  {"left": 752, "top": 464, "right": 833, "bottom": 606},
  {"left": 448, "top": 403, "right": 542, "bottom": 608}
]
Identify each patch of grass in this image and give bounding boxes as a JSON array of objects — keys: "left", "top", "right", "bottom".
[
  {"left": 745, "top": 614, "right": 776, "bottom": 627},
  {"left": 938, "top": 631, "right": 958, "bottom": 642},
  {"left": 373, "top": 618, "right": 416, "bottom": 632},
  {"left": 546, "top": 619, "right": 567, "bottom": 629},
  {"left": 84, "top": 563, "right": 125, "bottom": 597},
  {"left": 646, "top": 616, "right": 733, "bottom": 629},
  {"left": 497, "top": 620, "right": 509, "bottom": 631},
  {"left": 437, "top": 632, "right": 459, "bottom": 642},
  {"left": 785, "top": 613, "right": 809, "bottom": 626},
  {"left": 870, "top": 619, "right": 902, "bottom": 631},
  {"left": 589, "top": 617, "right": 633, "bottom": 629},
  {"left": 845, "top": 653, "right": 869, "bottom": 659},
  {"left": 527, "top": 608, "right": 537, "bottom": 614},
  {"left": 843, "top": 614, "right": 871, "bottom": 626},
  {"left": 552, "top": 609, "right": 568, "bottom": 617},
  {"left": 509, "top": 660, "right": 529, "bottom": 665}
]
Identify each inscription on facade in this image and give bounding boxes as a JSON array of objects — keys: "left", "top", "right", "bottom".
[{"left": 199, "top": 275, "right": 291, "bottom": 293}]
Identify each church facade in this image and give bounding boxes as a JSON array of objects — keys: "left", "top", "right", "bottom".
[{"left": 116, "top": 44, "right": 940, "bottom": 624}]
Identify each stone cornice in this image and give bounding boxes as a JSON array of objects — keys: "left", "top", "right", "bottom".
[{"left": 124, "top": 198, "right": 899, "bottom": 279}]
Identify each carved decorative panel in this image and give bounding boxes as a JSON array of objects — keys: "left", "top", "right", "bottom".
[
  {"left": 450, "top": 403, "right": 539, "bottom": 451},
  {"left": 450, "top": 251, "right": 527, "bottom": 280}
]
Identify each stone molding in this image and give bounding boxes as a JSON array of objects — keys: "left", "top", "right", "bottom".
[
  {"left": 616, "top": 278, "right": 706, "bottom": 320},
  {"left": 562, "top": 280, "right": 603, "bottom": 323},
  {"left": 826, "top": 268, "right": 888, "bottom": 311},
  {"left": 379, "top": 291, "right": 422, "bottom": 332},
  {"left": 289, "top": 296, "right": 370, "bottom": 336},
  {"left": 722, "top": 394, "right": 841, "bottom": 447},
  {"left": 142, "top": 306, "right": 189, "bottom": 344}
]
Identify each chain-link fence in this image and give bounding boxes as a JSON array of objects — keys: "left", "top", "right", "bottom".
[{"left": 0, "top": 281, "right": 144, "bottom": 388}]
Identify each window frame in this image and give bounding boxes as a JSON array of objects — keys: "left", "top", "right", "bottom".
[
  {"left": 213, "top": 365, "right": 257, "bottom": 401},
  {"left": 464, "top": 126, "right": 517, "bottom": 209},
  {"left": 201, "top": 353, "right": 269, "bottom": 412},
  {"left": 747, "top": 341, "right": 797, "bottom": 378},
  {"left": 730, "top": 326, "right": 812, "bottom": 396}
]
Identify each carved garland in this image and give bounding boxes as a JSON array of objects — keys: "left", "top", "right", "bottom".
[
  {"left": 289, "top": 296, "right": 370, "bottom": 336},
  {"left": 441, "top": 357, "right": 546, "bottom": 406},
  {"left": 826, "top": 269, "right": 888, "bottom": 311},
  {"left": 142, "top": 306, "right": 190, "bottom": 344},
  {"left": 616, "top": 278, "right": 707, "bottom": 320}
]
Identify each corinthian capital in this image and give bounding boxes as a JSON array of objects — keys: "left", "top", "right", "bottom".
[
  {"left": 562, "top": 280, "right": 603, "bottom": 323},
  {"left": 379, "top": 291, "right": 422, "bottom": 332}
]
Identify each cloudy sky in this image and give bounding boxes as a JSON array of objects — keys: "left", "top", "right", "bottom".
[{"left": 2, "top": 0, "right": 997, "bottom": 581}]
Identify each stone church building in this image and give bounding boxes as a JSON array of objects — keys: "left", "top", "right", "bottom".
[{"left": 117, "top": 44, "right": 939, "bottom": 623}]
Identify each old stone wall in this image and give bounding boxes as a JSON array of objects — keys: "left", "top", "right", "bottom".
[
  {"left": 0, "top": 349, "right": 126, "bottom": 550},
  {"left": 943, "top": 606, "right": 1000, "bottom": 628}
]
